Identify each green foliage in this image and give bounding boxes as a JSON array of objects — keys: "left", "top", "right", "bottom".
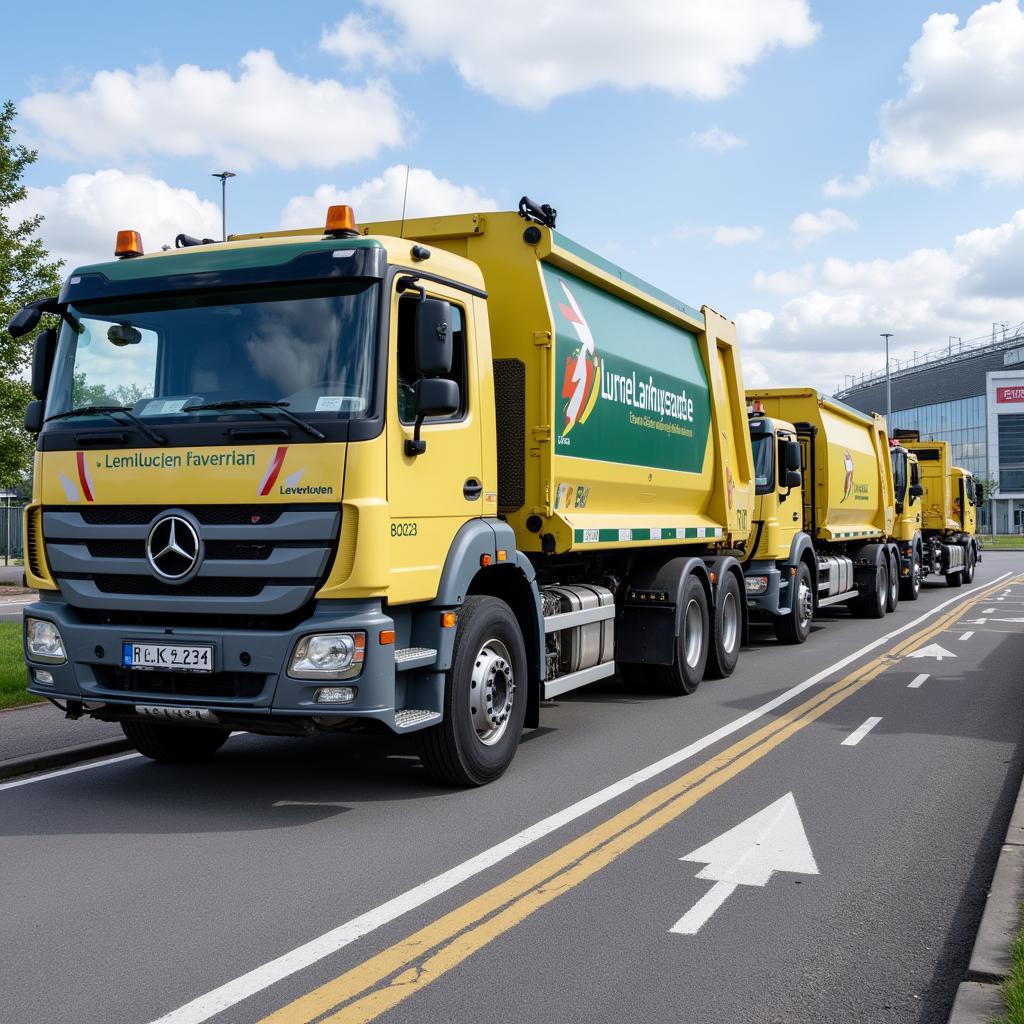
[
  {"left": 994, "top": 903, "right": 1024, "bottom": 1023},
  {"left": 0, "top": 100, "right": 63, "bottom": 490},
  {"left": 0, "top": 622, "right": 39, "bottom": 709}
]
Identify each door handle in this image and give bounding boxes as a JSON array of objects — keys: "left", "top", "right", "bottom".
[{"left": 463, "top": 478, "right": 483, "bottom": 501}]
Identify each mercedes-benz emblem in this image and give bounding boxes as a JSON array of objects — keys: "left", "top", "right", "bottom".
[{"left": 146, "top": 515, "right": 201, "bottom": 581}]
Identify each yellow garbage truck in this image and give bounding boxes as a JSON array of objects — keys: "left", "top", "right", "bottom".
[
  {"left": 11, "top": 199, "right": 756, "bottom": 785},
  {"left": 743, "top": 388, "right": 901, "bottom": 642},
  {"left": 892, "top": 430, "right": 982, "bottom": 587},
  {"left": 888, "top": 440, "right": 925, "bottom": 600}
]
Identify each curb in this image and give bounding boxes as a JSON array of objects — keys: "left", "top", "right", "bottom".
[
  {"left": 0, "top": 738, "right": 132, "bottom": 782},
  {"left": 948, "top": 772, "right": 1024, "bottom": 1021}
]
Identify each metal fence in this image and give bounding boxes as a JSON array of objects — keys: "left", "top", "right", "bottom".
[{"left": 0, "top": 503, "right": 25, "bottom": 564}]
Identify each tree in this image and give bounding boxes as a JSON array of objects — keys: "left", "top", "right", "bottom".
[{"left": 0, "top": 100, "right": 63, "bottom": 490}]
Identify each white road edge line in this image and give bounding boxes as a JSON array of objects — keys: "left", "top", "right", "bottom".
[
  {"left": 0, "top": 752, "right": 142, "bottom": 791},
  {"left": 841, "top": 716, "right": 882, "bottom": 746},
  {"left": 141, "top": 570, "right": 1012, "bottom": 1024},
  {"left": 908, "top": 673, "right": 930, "bottom": 689},
  {"left": 960, "top": 631, "right": 975, "bottom": 640}
]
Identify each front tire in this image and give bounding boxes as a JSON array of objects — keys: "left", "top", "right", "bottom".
[
  {"left": 654, "top": 575, "right": 709, "bottom": 695},
  {"left": 947, "top": 568, "right": 963, "bottom": 588},
  {"left": 417, "top": 596, "right": 527, "bottom": 787},
  {"left": 900, "top": 547, "right": 921, "bottom": 601},
  {"left": 120, "top": 720, "right": 230, "bottom": 763},
  {"left": 705, "top": 571, "right": 742, "bottom": 679},
  {"left": 963, "top": 544, "right": 976, "bottom": 584},
  {"left": 773, "top": 561, "right": 813, "bottom": 645}
]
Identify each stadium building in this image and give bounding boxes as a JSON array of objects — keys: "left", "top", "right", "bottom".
[{"left": 836, "top": 326, "right": 1024, "bottom": 534}]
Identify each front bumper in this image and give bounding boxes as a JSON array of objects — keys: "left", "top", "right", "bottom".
[
  {"left": 23, "top": 596, "right": 439, "bottom": 734},
  {"left": 743, "top": 564, "right": 788, "bottom": 617}
]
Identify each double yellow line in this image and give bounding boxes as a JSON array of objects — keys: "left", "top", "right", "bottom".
[{"left": 260, "top": 575, "right": 1017, "bottom": 1024}]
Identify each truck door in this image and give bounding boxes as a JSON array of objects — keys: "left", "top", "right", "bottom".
[{"left": 386, "top": 281, "right": 484, "bottom": 602}]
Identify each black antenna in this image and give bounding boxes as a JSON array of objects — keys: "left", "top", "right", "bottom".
[{"left": 399, "top": 165, "right": 411, "bottom": 239}]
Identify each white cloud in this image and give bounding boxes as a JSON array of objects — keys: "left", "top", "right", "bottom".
[
  {"left": 833, "top": 1, "right": 1024, "bottom": 188},
  {"left": 736, "top": 207, "right": 1024, "bottom": 392},
  {"left": 281, "top": 165, "right": 499, "bottom": 228},
  {"left": 823, "top": 173, "right": 872, "bottom": 198},
  {"left": 325, "top": 0, "right": 818, "bottom": 109},
  {"left": 790, "top": 208, "right": 857, "bottom": 245},
  {"left": 710, "top": 224, "right": 763, "bottom": 246},
  {"left": 20, "top": 50, "right": 403, "bottom": 171},
  {"left": 689, "top": 127, "right": 748, "bottom": 152},
  {"left": 320, "top": 14, "right": 399, "bottom": 68},
  {"left": 12, "top": 170, "right": 221, "bottom": 269}
]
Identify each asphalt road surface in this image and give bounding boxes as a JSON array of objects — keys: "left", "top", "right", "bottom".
[{"left": 3, "top": 553, "right": 1023, "bottom": 1024}]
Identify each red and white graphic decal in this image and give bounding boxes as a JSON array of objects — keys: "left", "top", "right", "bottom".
[
  {"left": 257, "top": 446, "right": 288, "bottom": 496},
  {"left": 76, "top": 451, "right": 95, "bottom": 502}
]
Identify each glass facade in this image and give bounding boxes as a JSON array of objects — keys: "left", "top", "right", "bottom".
[
  {"left": 997, "top": 414, "right": 1024, "bottom": 492},
  {"left": 888, "top": 396, "right": 987, "bottom": 479}
]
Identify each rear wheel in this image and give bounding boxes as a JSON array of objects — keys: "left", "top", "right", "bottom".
[
  {"left": 705, "top": 571, "right": 742, "bottom": 679},
  {"left": 654, "top": 575, "right": 708, "bottom": 695},
  {"left": 947, "top": 567, "right": 963, "bottom": 588},
  {"left": 852, "top": 558, "right": 888, "bottom": 619},
  {"left": 417, "top": 596, "right": 527, "bottom": 787},
  {"left": 773, "top": 561, "right": 813, "bottom": 645},
  {"left": 120, "top": 720, "right": 230, "bottom": 763},
  {"left": 886, "top": 551, "right": 900, "bottom": 613},
  {"left": 900, "top": 547, "right": 921, "bottom": 601}
]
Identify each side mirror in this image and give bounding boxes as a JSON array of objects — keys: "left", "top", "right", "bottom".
[
  {"left": 909, "top": 483, "right": 924, "bottom": 500},
  {"left": 404, "top": 378, "right": 460, "bottom": 456},
  {"left": 783, "top": 441, "right": 802, "bottom": 473},
  {"left": 24, "top": 400, "right": 43, "bottom": 434},
  {"left": 32, "top": 329, "right": 57, "bottom": 400},
  {"left": 7, "top": 304, "right": 43, "bottom": 339},
  {"left": 414, "top": 299, "right": 453, "bottom": 377},
  {"left": 785, "top": 469, "right": 802, "bottom": 489},
  {"left": 975, "top": 482, "right": 984, "bottom": 503}
]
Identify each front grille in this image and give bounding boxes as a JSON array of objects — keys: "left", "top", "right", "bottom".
[
  {"left": 93, "top": 575, "right": 266, "bottom": 597},
  {"left": 86, "top": 539, "right": 273, "bottom": 561},
  {"left": 94, "top": 665, "right": 266, "bottom": 699},
  {"left": 77, "top": 505, "right": 287, "bottom": 526}
]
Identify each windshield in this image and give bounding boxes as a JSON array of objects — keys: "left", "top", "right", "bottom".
[
  {"left": 45, "top": 281, "right": 379, "bottom": 426},
  {"left": 752, "top": 433, "right": 774, "bottom": 494}
]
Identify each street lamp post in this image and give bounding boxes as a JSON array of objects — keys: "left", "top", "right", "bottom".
[
  {"left": 211, "top": 171, "right": 236, "bottom": 241},
  {"left": 881, "top": 333, "right": 894, "bottom": 420}
]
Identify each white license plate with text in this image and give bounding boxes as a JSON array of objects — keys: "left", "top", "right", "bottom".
[{"left": 122, "top": 642, "right": 213, "bottom": 673}]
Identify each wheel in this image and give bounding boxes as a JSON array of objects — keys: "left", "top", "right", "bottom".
[
  {"left": 900, "top": 547, "right": 921, "bottom": 601},
  {"left": 120, "top": 720, "right": 230, "bottom": 763},
  {"left": 417, "top": 596, "right": 527, "bottom": 786},
  {"left": 946, "top": 568, "right": 963, "bottom": 588},
  {"left": 705, "top": 571, "right": 742, "bottom": 678},
  {"left": 773, "top": 561, "right": 813, "bottom": 645},
  {"left": 886, "top": 551, "right": 900, "bottom": 613},
  {"left": 654, "top": 575, "right": 709, "bottom": 695},
  {"left": 852, "top": 558, "right": 888, "bottom": 619},
  {"left": 962, "top": 545, "right": 976, "bottom": 584}
]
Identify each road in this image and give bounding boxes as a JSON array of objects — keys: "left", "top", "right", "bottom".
[{"left": 3, "top": 553, "right": 1023, "bottom": 1024}]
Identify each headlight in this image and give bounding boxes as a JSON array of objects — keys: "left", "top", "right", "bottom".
[
  {"left": 289, "top": 632, "right": 365, "bottom": 679},
  {"left": 745, "top": 576, "right": 769, "bottom": 594},
  {"left": 26, "top": 618, "right": 67, "bottom": 663}
]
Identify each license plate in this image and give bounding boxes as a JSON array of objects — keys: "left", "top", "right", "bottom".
[
  {"left": 135, "top": 705, "right": 219, "bottom": 723},
  {"left": 122, "top": 642, "right": 214, "bottom": 673}
]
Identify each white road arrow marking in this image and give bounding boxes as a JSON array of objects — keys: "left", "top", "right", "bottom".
[
  {"left": 907, "top": 643, "right": 957, "bottom": 661},
  {"left": 670, "top": 793, "right": 818, "bottom": 936}
]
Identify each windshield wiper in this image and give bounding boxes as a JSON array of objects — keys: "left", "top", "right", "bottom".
[
  {"left": 185, "top": 400, "right": 326, "bottom": 440},
  {"left": 45, "top": 405, "right": 166, "bottom": 446}
]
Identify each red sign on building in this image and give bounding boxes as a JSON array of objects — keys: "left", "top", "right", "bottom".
[{"left": 997, "top": 386, "right": 1024, "bottom": 403}]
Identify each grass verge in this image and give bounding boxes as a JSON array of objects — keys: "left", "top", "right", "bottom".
[
  {"left": 995, "top": 904, "right": 1024, "bottom": 1023},
  {"left": 0, "top": 622, "right": 42, "bottom": 710},
  {"left": 983, "top": 537, "right": 1024, "bottom": 550}
]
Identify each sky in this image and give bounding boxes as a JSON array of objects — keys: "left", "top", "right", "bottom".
[{"left": 5, "top": 0, "right": 1024, "bottom": 396}]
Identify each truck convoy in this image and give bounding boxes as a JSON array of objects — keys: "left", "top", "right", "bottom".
[
  {"left": 893, "top": 430, "right": 982, "bottom": 588},
  {"left": 742, "top": 389, "right": 902, "bottom": 643},
  {"left": 8, "top": 200, "right": 982, "bottom": 785}
]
